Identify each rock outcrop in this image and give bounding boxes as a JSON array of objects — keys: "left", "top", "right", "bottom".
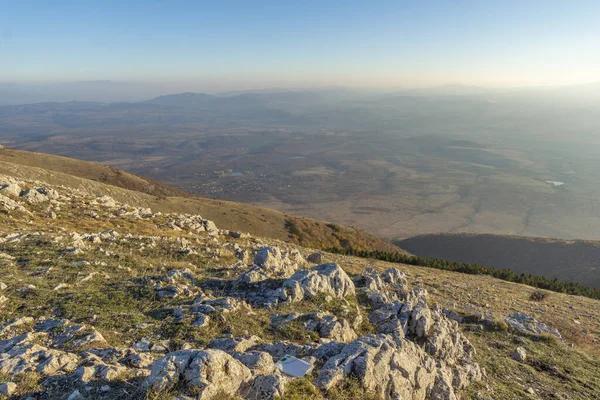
[
  {"left": 235, "top": 246, "right": 305, "bottom": 284},
  {"left": 146, "top": 349, "right": 252, "bottom": 398},
  {"left": 316, "top": 334, "right": 437, "bottom": 399},
  {"left": 0, "top": 174, "right": 485, "bottom": 400},
  {"left": 282, "top": 263, "right": 356, "bottom": 302}
]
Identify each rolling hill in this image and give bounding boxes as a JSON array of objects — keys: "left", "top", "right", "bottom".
[{"left": 397, "top": 233, "right": 600, "bottom": 288}]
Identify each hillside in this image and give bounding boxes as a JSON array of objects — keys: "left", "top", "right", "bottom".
[
  {"left": 0, "top": 154, "right": 599, "bottom": 399},
  {"left": 0, "top": 147, "right": 400, "bottom": 254},
  {"left": 396, "top": 233, "right": 600, "bottom": 288},
  {"left": 0, "top": 147, "right": 188, "bottom": 198}
]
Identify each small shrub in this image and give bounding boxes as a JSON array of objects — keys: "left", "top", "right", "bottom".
[{"left": 530, "top": 289, "right": 549, "bottom": 302}]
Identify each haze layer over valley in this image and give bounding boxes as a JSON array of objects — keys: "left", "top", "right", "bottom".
[{"left": 2, "top": 85, "right": 600, "bottom": 240}]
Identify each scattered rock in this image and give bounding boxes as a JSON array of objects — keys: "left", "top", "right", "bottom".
[
  {"left": 17, "top": 284, "right": 36, "bottom": 293},
  {"left": 192, "top": 314, "right": 210, "bottom": 328},
  {"left": 505, "top": 313, "right": 562, "bottom": 340},
  {"left": 511, "top": 346, "right": 527, "bottom": 362},
  {"left": 0, "top": 382, "right": 17, "bottom": 396},
  {"left": 53, "top": 283, "right": 70, "bottom": 291},
  {"left": 515, "top": 336, "right": 527, "bottom": 345},
  {"left": 304, "top": 313, "right": 357, "bottom": 342},
  {"left": 0, "top": 183, "right": 22, "bottom": 197},
  {"left": 69, "top": 329, "right": 109, "bottom": 349},
  {"left": 123, "top": 352, "right": 155, "bottom": 369},
  {"left": 209, "top": 335, "right": 261, "bottom": 353}
]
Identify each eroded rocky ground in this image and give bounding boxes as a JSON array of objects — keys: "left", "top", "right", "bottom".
[{"left": 1, "top": 176, "right": 599, "bottom": 399}]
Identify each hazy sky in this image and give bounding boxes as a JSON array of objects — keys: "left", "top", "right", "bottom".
[{"left": 1, "top": 0, "right": 599, "bottom": 88}]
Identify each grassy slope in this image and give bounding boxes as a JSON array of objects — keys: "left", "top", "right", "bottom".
[
  {"left": 1, "top": 183, "right": 599, "bottom": 399},
  {"left": 0, "top": 147, "right": 401, "bottom": 253},
  {"left": 0, "top": 147, "right": 189, "bottom": 198},
  {"left": 396, "top": 233, "right": 600, "bottom": 288}
]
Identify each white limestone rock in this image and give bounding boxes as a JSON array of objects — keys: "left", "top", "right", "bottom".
[
  {"left": 282, "top": 263, "right": 355, "bottom": 302},
  {"left": 146, "top": 349, "right": 252, "bottom": 398}
]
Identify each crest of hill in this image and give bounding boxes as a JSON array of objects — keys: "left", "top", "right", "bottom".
[{"left": 0, "top": 146, "right": 401, "bottom": 254}]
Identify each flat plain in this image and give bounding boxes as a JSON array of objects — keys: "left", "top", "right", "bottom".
[{"left": 1, "top": 89, "right": 600, "bottom": 241}]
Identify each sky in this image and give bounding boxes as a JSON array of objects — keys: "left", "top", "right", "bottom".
[{"left": 1, "top": 0, "right": 599, "bottom": 90}]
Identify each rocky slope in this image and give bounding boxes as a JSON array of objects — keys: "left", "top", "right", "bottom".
[{"left": 0, "top": 170, "right": 599, "bottom": 399}]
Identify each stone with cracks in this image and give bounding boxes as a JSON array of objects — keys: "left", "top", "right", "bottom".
[
  {"left": 231, "top": 351, "right": 276, "bottom": 375},
  {"left": 316, "top": 334, "right": 437, "bottom": 400},
  {"left": 304, "top": 313, "right": 358, "bottom": 342},
  {"left": 208, "top": 335, "right": 261, "bottom": 353},
  {"left": 362, "top": 267, "right": 409, "bottom": 309},
  {"left": 245, "top": 372, "right": 288, "bottom": 400},
  {"left": 282, "top": 263, "right": 355, "bottom": 302},
  {"left": 146, "top": 349, "right": 252, "bottom": 398},
  {"left": 235, "top": 246, "right": 305, "bottom": 285},
  {"left": 20, "top": 188, "right": 49, "bottom": 204}
]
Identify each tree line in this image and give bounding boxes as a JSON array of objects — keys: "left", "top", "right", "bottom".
[{"left": 326, "top": 247, "right": 600, "bottom": 300}]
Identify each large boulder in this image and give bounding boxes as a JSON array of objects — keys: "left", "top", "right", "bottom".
[
  {"left": 0, "top": 194, "right": 28, "bottom": 213},
  {"left": 146, "top": 349, "right": 252, "bottom": 398},
  {"left": 424, "top": 307, "right": 476, "bottom": 363},
  {"left": 235, "top": 247, "right": 306, "bottom": 285},
  {"left": 366, "top": 286, "right": 432, "bottom": 338},
  {"left": 282, "top": 263, "right": 355, "bottom": 301}
]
